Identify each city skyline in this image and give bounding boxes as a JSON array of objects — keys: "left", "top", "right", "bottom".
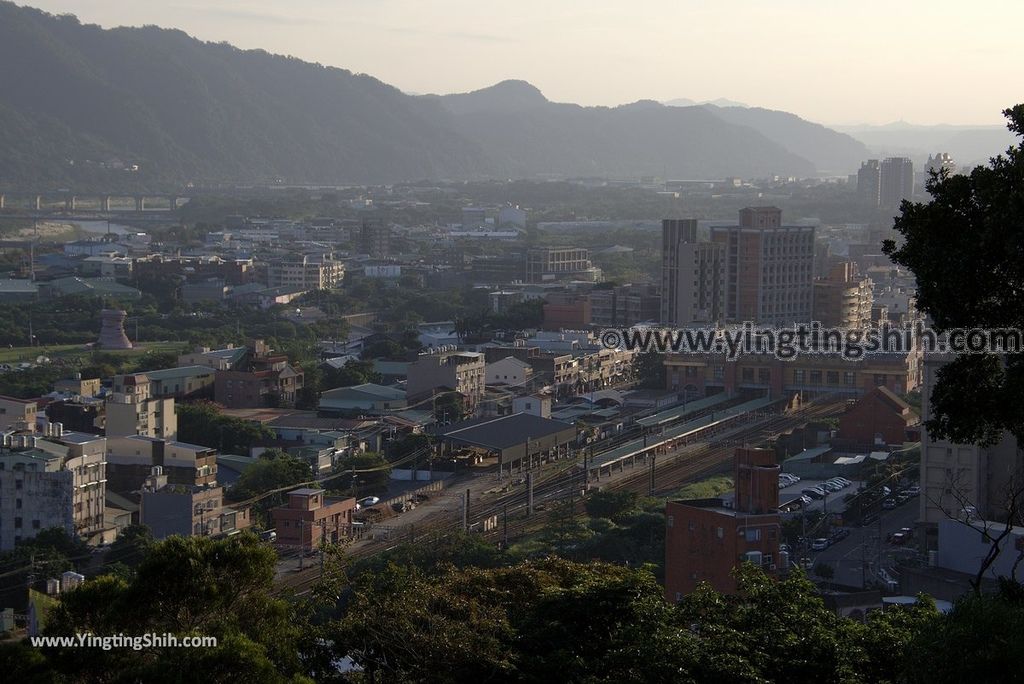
[{"left": 22, "top": 0, "right": 1022, "bottom": 127}]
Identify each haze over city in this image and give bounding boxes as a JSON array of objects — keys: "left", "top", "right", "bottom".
[
  {"left": 24, "top": 0, "right": 1023, "bottom": 126},
  {"left": 2, "top": 1, "right": 1023, "bottom": 680}
]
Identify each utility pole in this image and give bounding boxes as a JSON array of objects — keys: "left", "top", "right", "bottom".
[
  {"left": 649, "top": 454, "right": 656, "bottom": 496},
  {"left": 320, "top": 522, "right": 326, "bottom": 574},
  {"left": 462, "top": 489, "right": 469, "bottom": 532},
  {"left": 503, "top": 505, "right": 508, "bottom": 548},
  {"left": 299, "top": 519, "right": 305, "bottom": 571},
  {"left": 527, "top": 471, "right": 535, "bottom": 516}
]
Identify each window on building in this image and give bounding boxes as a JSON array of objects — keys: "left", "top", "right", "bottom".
[
  {"left": 717, "top": 526, "right": 724, "bottom": 539},
  {"left": 844, "top": 371, "right": 856, "bottom": 386},
  {"left": 827, "top": 371, "right": 839, "bottom": 385},
  {"left": 874, "top": 374, "right": 887, "bottom": 386},
  {"left": 758, "top": 368, "right": 770, "bottom": 383},
  {"left": 793, "top": 369, "right": 805, "bottom": 383},
  {"left": 810, "top": 370, "right": 822, "bottom": 384},
  {"left": 741, "top": 368, "right": 754, "bottom": 382},
  {"left": 713, "top": 365, "right": 724, "bottom": 380},
  {"left": 745, "top": 528, "right": 761, "bottom": 541},
  {"left": 14, "top": 517, "right": 22, "bottom": 529}
]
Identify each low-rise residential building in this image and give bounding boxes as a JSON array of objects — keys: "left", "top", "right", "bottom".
[
  {"left": 512, "top": 394, "right": 551, "bottom": 418},
  {"left": 0, "top": 395, "right": 38, "bottom": 432},
  {"left": 53, "top": 377, "right": 102, "bottom": 398},
  {"left": 105, "top": 435, "right": 218, "bottom": 493},
  {"left": 267, "top": 253, "right": 345, "bottom": 290},
  {"left": 213, "top": 341, "right": 304, "bottom": 409},
  {"left": 406, "top": 350, "right": 486, "bottom": 410},
  {"left": 526, "top": 247, "right": 599, "bottom": 283},
  {"left": 271, "top": 488, "right": 356, "bottom": 548},
  {"left": 665, "top": 448, "right": 781, "bottom": 600},
  {"left": 105, "top": 374, "right": 177, "bottom": 439},
  {"left": 588, "top": 283, "right": 661, "bottom": 327},
  {"left": 318, "top": 383, "right": 407, "bottom": 416},
  {"left": 0, "top": 428, "right": 107, "bottom": 550},
  {"left": 813, "top": 262, "right": 874, "bottom": 328},
  {"left": 139, "top": 470, "right": 249, "bottom": 539},
  {"left": 135, "top": 366, "right": 216, "bottom": 400},
  {"left": 542, "top": 293, "right": 591, "bottom": 330},
  {"left": 486, "top": 357, "right": 534, "bottom": 387},
  {"left": 177, "top": 344, "right": 247, "bottom": 371}
]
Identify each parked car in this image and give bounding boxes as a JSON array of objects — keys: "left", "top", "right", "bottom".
[
  {"left": 358, "top": 496, "right": 381, "bottom": 508},
  {"left": 779, "top": 543, "right": 792, "bottom": 554},
  {"left": 802, "top": 488, "right": 824, "bottom": 500},
  {"left": 896, "top": 492, "right": 910, "bottom": 505},
  {"left": 882, "top": 498, "right": 897, "bottom": 510},
  {"left": 820, "top": 482, "right": 842, "bottom": 493},
  {"left": 906, "top": 485, "right": 921, "bottom": 497},
  {"left": 800, "top": 495, "right": 813, "bottom": 506},
  {"left": 811, "top": 538, "right": 831, "bottom": 551},
  {"left": 889, "top": 532, "right": 908, "bottom": 545},
  {"left": 830, "top": 528, "right": 850, "bottom": 542}
]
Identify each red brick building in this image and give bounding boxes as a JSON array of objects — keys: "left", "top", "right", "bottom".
[
  {"left": 271, "top": 488, "right": 356, "bottom": 548},
  {"left": 838, "top": 385, "right": 919, "bottom": 448},
  {"left": 665, "top": 448, "right": 781, "bottom": 600},
  {"left": 665, "top": 350, "right": 921, "bottom": 400},
  {"left": 542, "top": 293, "right": 591, "bottom": 330}
]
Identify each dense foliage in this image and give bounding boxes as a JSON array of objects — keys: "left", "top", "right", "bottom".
[
  {"left": 884, "top": 104, "right": 1024, "bottom": 445},
  {"left": 3, "top": 531, "right": 1024, "bottom": 683}
]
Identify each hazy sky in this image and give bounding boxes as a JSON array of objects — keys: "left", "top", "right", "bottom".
[{"left": 25, "top": 0, "right": 1023, "bottom": 125}]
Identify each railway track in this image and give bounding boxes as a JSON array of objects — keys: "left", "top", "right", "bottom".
[{"left": 276, "top": 396, "right": 845, "bottom": 594}]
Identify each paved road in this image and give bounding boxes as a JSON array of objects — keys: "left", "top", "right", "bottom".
[{"left": 805, "top": 499, "right": 920, "bottom": 588}]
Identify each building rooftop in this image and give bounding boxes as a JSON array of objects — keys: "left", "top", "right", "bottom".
[
  {"left": 289, "top": 488, "right": 325, "bottom": 497},
  {"left": 437, "top": 413, "right": 576, "bottom": 451},
  {"left": 321, "top": 383, "right": 406, "bottom": 401},
  {"left": 141, "top": 365, "right": 214, "bottom": 380}
]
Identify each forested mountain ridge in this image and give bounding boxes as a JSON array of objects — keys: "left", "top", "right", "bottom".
[{"left": 1, "top": 2, "right": 867, "bottom": 188}]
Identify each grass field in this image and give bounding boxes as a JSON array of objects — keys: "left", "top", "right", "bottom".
[{"left": 0, "top": 340, "right": 188, "bottom": 365}]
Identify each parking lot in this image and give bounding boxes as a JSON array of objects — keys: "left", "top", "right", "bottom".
[
  {"left": 778, "top": 475, "right": 865, "bottom": 515},
  {"left": 800, "top": 496, "right": 920, "bottom": 588}
]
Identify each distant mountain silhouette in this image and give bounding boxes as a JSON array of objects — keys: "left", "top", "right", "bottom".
[
  {"left": 665, "top": 97, "right": 748, "bottom": 108},
  {"left": 834, "top": 122, "right": 1016, "bottom": 166},
  {"left": 430, "top": 85, "right": 816, "bottom": 178},
  {"left": 0, "top": 2, "right": 872, "bottom": 188}
]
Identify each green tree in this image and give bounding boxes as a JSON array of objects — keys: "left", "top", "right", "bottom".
[
  {"left": 634, "top": 350, "right": 667, "bottom": 389},
  {"left": 41, "top": 535, "right": 309, "bottom": 683},
  {"left": 901, "top": 581, "right": 1024, "bottom": 684},
  {"left": 584, "top": 490, "right": 639, "bottom": 521},
  {"left": 103, "top": 523, "right": 154, "bottom": 570},
  {"left": 176, "top": 401, "right": 275, "bottom": 454},
  {"left": 883, "top": 105, "right": 1024, "bottom": 445},
  {"left": 229, "top": 448, "right": 313, "bottom": 511}
]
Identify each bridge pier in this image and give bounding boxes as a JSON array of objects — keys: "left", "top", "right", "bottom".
[
  {"left": 169, "top": 196, "right": 178, "bottom": 211},
  {"left": 65, "top": 196, "right": 77, "bottom": 211},
  {"left": 34, "top": 196, "right": 42, "bottom": 211},
  {"left": 134, "top": 196, "right": 145, "bottom": 212},
  {"left": 0, "top": 194, "right": 5, "bottom": 210},
  {"left": 100, "top": 196, "right": 111, "bottom": 212}
]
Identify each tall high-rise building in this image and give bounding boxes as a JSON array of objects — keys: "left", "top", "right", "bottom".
[
  {"left": 857, "top": 160, "right": 881, "bottom": 206},
  {"left": 708, "top": 208, "right": 815, "bottom": 325},
  {"left": 660, "top": 219, "right": 725, "bottom": 325},
  {"left": 919, "top": 354, "right": 1021, "bottom": 539},
  {"left": 359, "top": 216, "right": 392, "bottom": 258},
  {"left": 880, "top": 157, "right": 914, "bottom": 208},
  {"left": 925, "top": 152, "right": 957, "bottom": 179}
]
